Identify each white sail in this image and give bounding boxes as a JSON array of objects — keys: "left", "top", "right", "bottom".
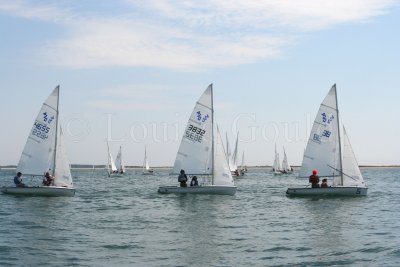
[
  {"left": 54, "top": 127, "right": 73, "bottom": 187},
  {"left": 109, "top": 154, "right": 117, "bottom": 172},
  {"left": 17, "top": 86, "right": 59, "bottom": 176},
  {"left": 115, "top": 146, "right": 125, "bottom": 173},
  {"left": 231, "top": 132, "right": 239, "bottom": 170},
  {"left": 281, "top": 147, "right": 292, "bottom": 172},
  {"left": 107, "top": 141, "right": 117, "bottom": 173},
  {"left": 172, "top": 85, "right": 213, "bottom": 175},
  {"left": 213, "top": 126, "right": 234, "bottom": 186},
  {"left": 299, "top": 84, "right": 341, "bottom": 178},
  {"left": 340, "top": 127, "right": 365, "bottom": 187},
  {"left": 273, "top": 144, "right": 281, "bottom": 172},
  {"left": 226, "top": 132, "right": 235, "bottom": 172},
  {"left": 143, "top": 146, "right": 151, "bottom": 171}
]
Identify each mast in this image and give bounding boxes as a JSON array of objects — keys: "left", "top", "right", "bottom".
[
  {"left": 334, "top": 84, "right": 344, "bottom": 185},
  {"left": 53, "top": 85, "right": 60, "bottom": 177},
  {"left": 210, "top": 84, "right": 214, "bottom": 185}
]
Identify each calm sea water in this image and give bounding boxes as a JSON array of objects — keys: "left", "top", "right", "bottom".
[{"left": 0, "top": 167, "right": 399, "bottom": 266}]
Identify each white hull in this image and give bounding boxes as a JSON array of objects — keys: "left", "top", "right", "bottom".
[
  {"left": 273, "top": 171, "right": 283, "bottom": 175},
  {"left": 1, "top": 186, "right": 75, "bottom": 197},
  {"left": 142, "top": 171, "right": 154, "bottom": 175},
  {"left": 286, "top": 186, "right": 367, "bottom": 197},
  {"left": 158, "top": 185, "right": 237, "bottom": 196}
]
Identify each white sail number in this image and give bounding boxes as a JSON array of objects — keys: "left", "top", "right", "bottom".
[{"left": 185, "top": 124, "right": 206, "bottom": 143}]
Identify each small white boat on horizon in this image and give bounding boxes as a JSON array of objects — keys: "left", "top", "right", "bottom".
[
  {"left": 272, "top": 144, "right": 283, "bottom": 175},
  {"left": 106, "top": 142, "right": 124, "bottom": 177},
  {"left": 142, "top": 146, "right": 154, "bottom": 175}
]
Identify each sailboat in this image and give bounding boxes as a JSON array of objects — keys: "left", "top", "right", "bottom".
[
  {"left": 106, "top": 141, "right": 118, "bottom": 176},
  {"left": 240, "top": 151, "right": 247, "bottom": 173},
  {"left": 272, "top": 144, "right": 282, "bottom": 175},
  {"left": 115, "top": 146, "right": 125, "bottom": 174},
  {"left": 158, "top": 84, "right": 237, "bottom": 195},
  {"left": 281, "top": 147, "right": 293, "bottom": 174},
  {"left": 226, "top": 132, "right": 243, "bottom": 176},
  {"left": 1, "top": 86, "right": 75, "bottom": 197},
  {"left": 142, "top": 146, "right": 154, "bottom": 175},
  {"left": 286, "top": 84, "right": 367, "bottom": 196}
]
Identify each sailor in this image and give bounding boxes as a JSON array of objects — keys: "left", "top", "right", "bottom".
[
  {"left": 190, "top": 176, "right": 198, "bottom": 187},
  {"left": 309, "top": 169, "right": 320, "bottom": 188},
  {"left": 14, "top": 172, "right": 26, "bottom": 187},
  {"left": 178, "top": 169, "right": 188, "bottom": 187},
  {"left": 42, "top": 172, "right": 55, "bottom": 186}
]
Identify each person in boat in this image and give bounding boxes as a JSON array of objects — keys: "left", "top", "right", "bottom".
[
  {"left": 178, "top": 169, "right": 188, "bottom": 187},
  {"left": 42, "top": 172, "right": 55, "bottom": 186},
  {"left": 190, "top": 176, "right": 198, "bottom": 187},
  {"left": 321, "top": 178, "right": 328, "bottom": 188},
  {"left": 309, "top": 169, "right": 320, "bottom": 188},
  {"left": 14, "top": 172, "right": 26, "bottom": 187}
]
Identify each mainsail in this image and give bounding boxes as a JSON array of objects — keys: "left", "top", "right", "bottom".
[
  {"left": 281, "top": 147, "right": 292, "bottom": 172},
  {"left": 107, "top": 141, "right": 117, "bottom": 173},
  {"left": 273, "top": 144, "right": 281, "bottom": 172},
  {"left": 299, "top": 84, "right": 341, "bottom": 178},
  {"left": 17, "top": 86, "right": 59, "bottom": 176},
  {"left": 115, "top": 146, "right": 125, "bottom": 173},
  {"left": 143, "top": 146, "right": 151, "bottom": 171},
  {"left": 172, "top": 85, "right": 213, "bottom": 175}
]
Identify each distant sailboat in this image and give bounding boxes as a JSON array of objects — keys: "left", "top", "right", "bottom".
[
  {"left": 142, "top": 146, "right": 154, "bottom": 175},
  {"left": 106, "top": 141, "right": 118, "bottom": 177},
  {"left": 272, "top": 144, "right": 282, "bottom": 175},
  {"left": 286, "top": 84, "right": 367, "bottom": 196},
  {"left": 240, "top": 151, "right": 247, "bottom": 173},
  {"left": 1, "top": 86, "right": 75, "bottom": 197},
  {"left": 281, "top": 147, "right": 293, "bottom": 174},
  {"left": 227, "top": 132, "right": 243, "bottom": 176},
  {"left": 115, "top": 146, "right": 125, "bottom": 174},
  {"left": 158, "top": 84, "right": 236, "bottom": 195}
]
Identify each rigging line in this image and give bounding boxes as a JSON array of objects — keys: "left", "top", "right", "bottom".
[{"left": 326, "top": 164, "right": 358, "bottom": 181}]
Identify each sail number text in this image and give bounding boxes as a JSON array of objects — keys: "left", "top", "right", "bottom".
[
  {"left": 32, "top": 121, "right": 50, "bottom": 140},
  {"left": 185, "top": 124, "right": 206, "bottom": 143}
]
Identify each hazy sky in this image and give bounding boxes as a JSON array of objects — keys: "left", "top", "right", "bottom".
[{"left": 1, "top": 0, "right": 399, "bottom": 166}]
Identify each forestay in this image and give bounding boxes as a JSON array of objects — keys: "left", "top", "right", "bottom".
[
  {"left": 172, "top": 85, "right": 213, "bottom": 175},
  {"left": 299, "top": 85, "right": 341, "bottom": 178}
]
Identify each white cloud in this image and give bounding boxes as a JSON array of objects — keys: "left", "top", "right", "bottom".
[{"left": 1, "top": 0, "right": 399, "bottom": 70}]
